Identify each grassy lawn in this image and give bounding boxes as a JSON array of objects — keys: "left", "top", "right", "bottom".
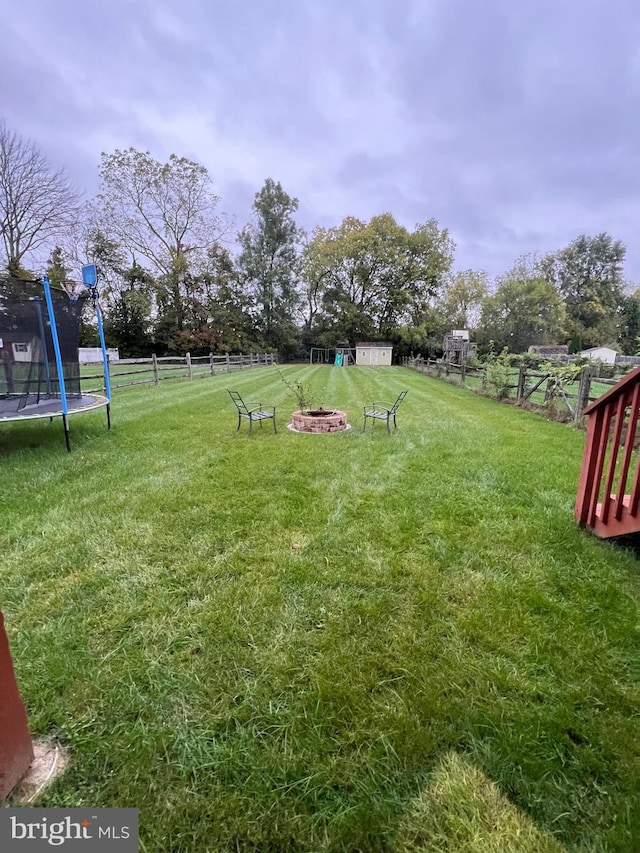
[{"left": 1, "top": 365, "right": 638, "bottom": 851}]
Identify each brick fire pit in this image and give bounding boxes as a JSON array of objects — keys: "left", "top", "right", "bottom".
[{"left": 288, "top": 409, "right": 349, "bottom": 433}]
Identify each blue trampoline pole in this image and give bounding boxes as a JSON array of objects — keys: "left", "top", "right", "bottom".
[
  {"left": 42, "top": 275, "right": 71, "bottom": 451},
  {"left": 94, "top": 294, "right": 112, "bottom": 430}
]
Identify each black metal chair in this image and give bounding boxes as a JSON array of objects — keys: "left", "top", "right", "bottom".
[
  {"left": 363, "top": 390, "right": 408, "bottom": 433},
  {"left": 228, "top": 390, "right": 277, "bottom": 434}
]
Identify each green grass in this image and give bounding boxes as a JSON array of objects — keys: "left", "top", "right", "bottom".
[{"left": 1, "top": 366, "right": 638, "bottom": 852}]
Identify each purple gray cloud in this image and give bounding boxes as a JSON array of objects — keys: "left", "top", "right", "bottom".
[{"left": 2, "top": 0, "right": 640, "bottom": 280}]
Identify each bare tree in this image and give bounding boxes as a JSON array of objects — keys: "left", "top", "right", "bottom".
[
  {"left": 97, "top": 148, "right": 228, "bottom": 276},
  {"left": 0, "top": 121, "right": 81, "bottom": 274},
  {"left": 96, "top": 147, "right": 230, "bottom": 333}
]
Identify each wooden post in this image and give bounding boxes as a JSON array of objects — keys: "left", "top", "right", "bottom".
[
  {"left": 575, "top": 367, "right": 592, "bottom": 421},
  {"left": 186, "top": 352, "right": 193, "bottom": 381},
  {"left": 152, "top": 353, "right": 159, "bottom": 385},
  {"left": 0, "top": 612, "right": 34, "bottom": 802},
  {"left": 209, "top": 352, "right": 215, "bottom": 375},
  {"left": 226, "top": 353, "right": 231, "bottom": 373},
  {"left": 516, "top": 365, "right": 527, "bottom": 400}
]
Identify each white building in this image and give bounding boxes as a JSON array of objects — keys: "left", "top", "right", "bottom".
[
  {"left": 355, "top": 342, "right": 393, "bottom": 366},
  {"left": 579, "top": 346, "right": 617, "bottom": 365},
  {"left": 79, "top": 347, "right": 120, "bottom": 363}
]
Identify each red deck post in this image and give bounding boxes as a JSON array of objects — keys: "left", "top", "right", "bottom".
[{"left": 0, "top": 611, "right": 34, "bottom": 801}]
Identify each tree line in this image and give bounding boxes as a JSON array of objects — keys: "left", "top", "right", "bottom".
[{"left": 1, "top": 120, "right": 638, "bottom": 359}]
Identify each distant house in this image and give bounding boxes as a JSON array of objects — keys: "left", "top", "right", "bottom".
[
  {"left": 355, "top": 343, "right": 393, "bottom": 366},
  {"left": 0, "top": 332, "right": 39, "bottom": 363},
  {"left": 579, "top": 346, "right": 617, "bottom": 365}
]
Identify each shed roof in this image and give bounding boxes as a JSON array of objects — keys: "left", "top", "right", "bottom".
[{"left": 528, "top": 345, "right": 569, "bottom": 355}]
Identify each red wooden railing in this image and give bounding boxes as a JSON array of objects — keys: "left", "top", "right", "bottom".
[
  {"left": 0, "top": 612, "right": 33, "bottom": 801},
  {"left": 575, "top": 366, "right": 640, "bottom": 538}
]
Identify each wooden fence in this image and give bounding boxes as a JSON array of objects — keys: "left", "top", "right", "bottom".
[
  {"left": 402, "top": 357, "right": 621, "bottom": 422},
  {"left": 81, "top": 352, "right": 276, "bottom": 394}
]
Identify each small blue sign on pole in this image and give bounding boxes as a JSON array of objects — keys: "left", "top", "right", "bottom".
[{"left": 82, "top": 263, "right": 97, "bottom": 288}]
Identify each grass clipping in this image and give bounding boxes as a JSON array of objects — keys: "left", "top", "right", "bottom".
[{"left": 396, "top": 752, "right": 564, "bottom": 853}]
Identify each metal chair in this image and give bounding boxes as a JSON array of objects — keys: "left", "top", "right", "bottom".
[
  {"left": 228, "top": 390, "right": 276, "bottom": 434},
  {"left": 363, "top": 390, "right": 408, "bottom": 433}
]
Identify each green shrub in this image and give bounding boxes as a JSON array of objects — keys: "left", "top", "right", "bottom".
[{"left": 482, "top": 347, "right": 513, "bottom": 399}]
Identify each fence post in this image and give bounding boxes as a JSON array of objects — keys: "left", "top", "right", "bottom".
[
  {"left": 152, "top": 353, "right": 160, "bottom": 385},
  {"left": 575, "top": 367, "right": 593, "bottom": 421},
  {"left": 186, "top": 352, "right": 193, "bottom": 380},
  {"left": 209, "top": 352, "right": 215, "bottom": 375},
  {"left": 226, "top": 353, "right": 231, "bottom": 372},
  {"left": 516, "top": 365, "right": 527, "bottom": 400}
]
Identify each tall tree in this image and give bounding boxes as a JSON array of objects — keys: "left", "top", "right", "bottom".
[
  {"left": 0, "top": 121, "right": 80, "bottom": 275},
  {"left": 202, "top": 244, "right": 257, "bottom": 353},
  {"left": 45, "top": 246, "right": 69, "bottom": 289},
  {"left": 477, "top": 255, "right": 566, "bottom": 353},
  {"left": 541, "top": 233, "right": 626, "bottom": 350},
  {"left": 302, "top": 214, "right": 454, "bottom": 345},
  {"left": 437, "top": 269, "right": 489, "bottom": 331},
  {"left": 81, "top": 228, "right": 155, "bottom": 355},
  {"left": 103, "top": 263, "right": 155, "bottom": 357},
  {"left": 237, "top": 178, "right": 302, "bottom": 355},
  {"left": 96, "top": 148, "right": 227, "bottom": 343},
  {"left": 617, "top": 288, "right": 640, "bottom": 356}
]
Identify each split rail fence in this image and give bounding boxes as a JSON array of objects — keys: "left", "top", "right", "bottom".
[
  {"left": 402, "top": 357, "right": 622, "bottom": 422},
  {"left": 81, "top": 352, "right": 276, "bottom": 394}
]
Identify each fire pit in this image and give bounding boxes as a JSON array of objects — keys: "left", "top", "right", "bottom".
[{"left": 288, "top": 408, "right": 349, "bottom": 433}]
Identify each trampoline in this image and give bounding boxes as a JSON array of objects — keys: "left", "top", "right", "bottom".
[
  {"left": 0, "top": 272, "right": 111, "bottom": 450},
  {"left": 0, "top": 393, "right": 109, "bottom": 421}
]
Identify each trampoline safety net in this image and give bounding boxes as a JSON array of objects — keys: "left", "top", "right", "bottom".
[{"left": 0, "top": 277, "right": 85, "bottom": 417}]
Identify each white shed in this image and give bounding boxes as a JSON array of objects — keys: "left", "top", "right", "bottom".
[
  {"left": 355, "top": 342, "right": 393, "bottom": 366},
  {"left": 79, "top": 347, "right": 120, "bottom": 363},
  {"left": 579, "top": 346, "right": 617, "bottom": 365}
]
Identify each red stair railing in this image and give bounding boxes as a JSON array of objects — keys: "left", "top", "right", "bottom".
[{"left": 575, "top": 366, "right": 640, "bottom": 538}]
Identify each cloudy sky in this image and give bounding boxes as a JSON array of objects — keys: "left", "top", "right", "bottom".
[{"left": 2, "top": 0, "right": 640, "bottom": 282}]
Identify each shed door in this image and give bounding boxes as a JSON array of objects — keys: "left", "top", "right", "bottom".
[{"left": 370, "top": 349, "right": 378, "bottom": 366}]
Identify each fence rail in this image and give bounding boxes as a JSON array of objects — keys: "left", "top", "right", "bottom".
[
  {"left": 81, "top": 352, "right": 276, "bottom": 393},
  {"left": 402, "top": 357, "right": 624, "bottom": 422}
]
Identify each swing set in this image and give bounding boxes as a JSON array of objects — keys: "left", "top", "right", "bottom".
[{"left": 309, "top": 347, "right": 356, "bottom": 366}]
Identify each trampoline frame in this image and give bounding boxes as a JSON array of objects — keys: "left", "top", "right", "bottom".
[{"left": 0, "top": 273, "right": 111, "bottom": 451}]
